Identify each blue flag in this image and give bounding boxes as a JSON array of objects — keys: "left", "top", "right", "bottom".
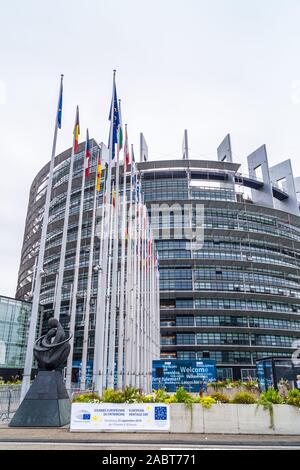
[
  {"left": 108, "top": 79, "right": 120, "bottom": 159},
  {"left": 57, "top": 80, "right": 63, "bottom": 129}
]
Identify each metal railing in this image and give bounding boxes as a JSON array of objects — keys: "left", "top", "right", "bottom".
[
  {"left": 0, "top": 384, "right": 92, "bottom": 422},
  {"left": 0, "top": 387, "right": 21, "bottom": 422}
]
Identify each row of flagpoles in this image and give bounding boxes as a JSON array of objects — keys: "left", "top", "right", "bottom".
[{"left": 21, "top": 71, "right": 160, "bottom": 401}]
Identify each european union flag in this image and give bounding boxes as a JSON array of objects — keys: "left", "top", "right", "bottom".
[
  {"left": 57, "top": 79, "right": 63, "bottom": 129},
  {"left": 154, "top": 406, "right": 167, "bottom": 421},
  {"left": 108, "top": 79, "right": 120, "bottom": 159}
]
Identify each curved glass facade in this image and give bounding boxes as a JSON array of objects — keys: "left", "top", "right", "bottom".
[{"left": 16, "top": 143, "right": 300, "bottom": 380}]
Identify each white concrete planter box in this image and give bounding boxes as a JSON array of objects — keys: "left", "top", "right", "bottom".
[
  {"left": 170, "top": 404, "right": 300, "bottom": 435},
  {"left": 70, "top": 403, "right": 300, "bottom": 434}
]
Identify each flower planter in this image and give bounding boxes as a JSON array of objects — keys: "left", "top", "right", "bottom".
[
  {"left": 70, "top": 402, "right": 300, "bottom": 434},
  {"left": 171, "top": 404, "right": 300, "bottom": 434}
]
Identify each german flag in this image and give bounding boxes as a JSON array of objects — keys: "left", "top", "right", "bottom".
[{"left": 74, "top": 106, "right": 80, "bottom": 153}]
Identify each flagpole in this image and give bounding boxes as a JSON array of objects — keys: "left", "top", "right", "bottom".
[
  {"left": 107, "top": 155, "right": 120, "bottom": 388},
  {"left": 135, "top": 179, "right": 142, "bottom": 390},
  {"left": 102, "top": 189, "right": 114, "bottom": 389},
  {"left": 155, "top": 254, "right": 160, "bottom": 359},
  {"left": 65, "top": 130, "right": 88, "bottom": 389},
  {"left": 149, "top": 240, "right": 155, "bottom": 392},
  {"left": 93, "top": 159, "right": 112, "bottom": 394},
  {"left": 145, "top": 229, "right": 149, "bottom": 394},
  {"left": 21, "top": 75, "right": 64, "bottom": 402},
  {"left": 107, "top": 98, "right": 122, "bottom": 389},
  {"left": 141, "top": 207, "right": 146, "bottom": 391},
  {"left": 117, "top": 124, "right": 128, "bottom": 389},
  {"left": 145, "top": 217, "right": 150, "bottom": 393},
  {"left": 124, "top": 146, "right": 134, "bottom": 387},
  {"left": 143, "top": 212, "right": 148, "bottom": 392},
  {"left": 80, "top": 150, "right": 99, "bottom": 390},
  {"left": 98, "top": 162, "right": 108, "bottom": 273},
  {"left": 93, "top": 70, "right": 116, "bottom": 394},
  {"left": 131, "top": 172, "right": 138, "bottom": 388},
  {"left": 54, "top": 106, "right": 79, "bottom": 320}
]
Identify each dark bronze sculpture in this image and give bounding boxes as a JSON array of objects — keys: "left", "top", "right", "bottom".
[
  {"left": 33, "top": 318, "right": 71, "bottom": 371},
  {"left": 10, "top": 317, "right": 72, "bottom": 427}
]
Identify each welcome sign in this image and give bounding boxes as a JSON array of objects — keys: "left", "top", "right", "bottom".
[
  {"left": 152, "top": 359, "right": 217, "bottom": 392},
  {"left": 70, "top": 403, "right": 170, "bottom": 432}
]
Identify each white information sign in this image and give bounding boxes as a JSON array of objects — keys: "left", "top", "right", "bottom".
[{"left": 70, "top": 403, "right": 170, "bottom": 432}]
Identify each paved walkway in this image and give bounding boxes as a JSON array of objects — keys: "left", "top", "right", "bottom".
[{"left": 0, "top": 425, "right": 300, "bottom": 449}]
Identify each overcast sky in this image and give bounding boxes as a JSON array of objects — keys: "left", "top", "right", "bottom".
[{"left": 1, "top": 0, "right": 300, "bottom": 297}]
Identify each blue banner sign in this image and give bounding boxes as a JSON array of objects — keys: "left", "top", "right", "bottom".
[
  {"left": 72, "top": 360, "right": 93, "bottom": 388},
  {"left": 152, "top": 359, "right": 217, "bottom": 392}
]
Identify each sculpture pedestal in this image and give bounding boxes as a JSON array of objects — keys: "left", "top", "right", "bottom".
[{"left": 9, "top": 370, "right": 71, "bottom": 427}]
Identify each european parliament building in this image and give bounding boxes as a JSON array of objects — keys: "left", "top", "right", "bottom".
[{"left": 16, "top": 133, "right": 300, "bottom": 381}]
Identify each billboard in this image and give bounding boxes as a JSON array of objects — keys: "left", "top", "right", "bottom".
[
  {"left": 70, "top": 403, "right": 170, "bottom": 432},
  {"left": 152, "top": 359, "right": 217, "bottom": 392}
]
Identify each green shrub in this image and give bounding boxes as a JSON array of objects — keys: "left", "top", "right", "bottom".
[
  {"left": 235, "top": 379, "right": 243, "bottom": 388},
  {"left": 141, "top": 394, "right": 156, "bottom": 403},
  {"left": 259, "top": 388, "right": 283, "bottom": 404},
  {"left": 122, "top": 387, "right": 143, "bottom": 403},
  {"left": 196, "top": 396, "right": 216, "bottom": 408},
  {"left": 174, "top": 387, "right": 193, "bottom": 404},
  {"left": 257, "top": 388, "right": 282, "bottom": 430},
  {"left": 73, "top": 392, "right": 101, "bottom": 403},
  {"left": 207, "top": 381, "right": 225, "bottom": 390},
  {"left": 103, "top": 388, "right": 126, "bottom": 403},
  {"left": 286, "top": 396, "right": 300, "bottom": 407},
  {"left": 231, "top": 392, "right": 257, "bottom": 404},
  {"left": 164, "top": 395, "right": 177, "bottom": 404},
  {"left": 286, "top": 388, "right": 300, "bottom": 407},
  {"left": 243, "top": 379, "right": 259, "bottom": 392},
  {"left": 152, "top": 389, "right": 169, "bottom": 403},
  {"left": 210, "top": 392, "right": 230, "bottom": 403}
]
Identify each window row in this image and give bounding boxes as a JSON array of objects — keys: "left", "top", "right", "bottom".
[
  {"left": 175, "top": 350, "right": 289, "bottom": 364},
  {"left": 171, "top": 315, "right": 300, "bottom": 331},
  {"left": 169, "top": 333, "right": 297, "bottom": 346}
]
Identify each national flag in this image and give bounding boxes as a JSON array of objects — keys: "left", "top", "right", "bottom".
[
  {"left": 57, "top": 76, "right": 63, "bottom": 129},
  {"left": 118, "top": 99, "right": 123, "bottom": 151},
  {"left": 96, "top": 155, "right": 102, "bottom": 192},
  {"left": 85, "top": 129, "right": 91, "bottom": 177},
  {"left": 74, "top": 106, "right": 80, "bottom": 153},
  {"left": 104, "top": 162, "right": 108, "bottom": 189},
  {"left": 112, "top": 184, "right": 116, "bottom": 208},
  {"left": 103, "top": 162, "right": 109, "bottom": 203},
  {"left": 124, "top": 124, "right": 130, "bottom": 170},
  {"left": 108, "top": 73, "right": 120, "bottom": 159}
]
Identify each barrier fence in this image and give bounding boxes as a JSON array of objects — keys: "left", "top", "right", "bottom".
[
  {"left": 0, "top": 386, "right": 89, "bottom": 422},
  {"left": 0, "top": 387, "right": 21, "bottom": 422}
]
